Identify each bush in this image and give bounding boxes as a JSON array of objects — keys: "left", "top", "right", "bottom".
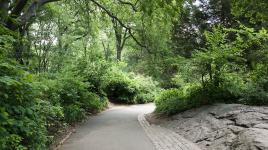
[
  {"left": 155, "top": 82, "right": 240, "bottom": 116},
  {"left": 38, "top": 72, "right": 108, "bottom": 120},
  {"left": 104, "top": 76, "right": 137, "bottom": 103},
  {"left": 182, "top": 83, "right": 210, "bottom": 107},
  {"left": 134, "top": 93, "right": 152, "bottom": 104},
  {"left": 242, "top": 80, "right": 268, "bottom": 105},
  {"left": 0, "top": 62, "right": 48, "bottom": 150},
  {"left": 74, "top": 60, "right": 110, "bottom": 96},
  {"left": 184, "top": 82, "right": 240, "bottom": 108},
  {"left": 132, "top": 74, "right": 160, "bottom": 104},
  {"left": 155, "top": 89, "right": 188, "bottom": 115},
  {"left": 56, "top": 72, "right": 106, "bottom": 110},
  {"left": 81, "top": 92, "right": 108, "bottom": 113},
  {"left": 155, "top": 73, "right": 267, "bottom": 116},
  {"left": 64, "top": 104, "right": 86, "bottom": 124},
  {"left": 216, "top": 72, "right": 248, "bottom": 103},
  {"left": 36, "top": 101, "right": 64, "bottom": 145},
  {"left": 103, "top": 67, "right": 160, "bottom": 104},
  {"left": 242, "top": 85, "right": 268, "bottom": 105},
  {"left": 57, "top": 75, "right": 88, "bottom": 106},
  {"left": 32, "top": 71, "right": 108, "bottom": 143},
  {"left": 241, "top": 64, "right": 268, "bottom": 105}
]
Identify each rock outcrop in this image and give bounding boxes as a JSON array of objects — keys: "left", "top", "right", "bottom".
[{"left": 147, "top": 104, "right": 268, "bottom": 150}]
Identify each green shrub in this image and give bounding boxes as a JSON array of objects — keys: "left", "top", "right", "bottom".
[
  {"left": 32, "top": 71, "right": 108, "bottom": 142},
  {"left": 103, "top": 68, "right": 160, "bottom": 104},
  {"left": 32, "top": 75, "right": 67, "bottom": 145},
  {"left": 38, "top": 72, "right": 108, "bottom": 121},
  {"left": 64, "top": 104, "right": 86, "bottom": 124},
  {"left": 35, "top": 100, "right": 64, "bottom": 144},
  {"left": 75, "top": 60, "right": 110, "bottom": 96},
  {"left": 241, "top": 64, "right": 268, "bottom": 105},
  {"left": 57, "top": 76, "right": 87, "bottom": 106},
  {"left": 132, "top": 74, "right": 160, "bottom": 104},
  {"left": 104, "top": 77, "right": 137, "bottom": 103},
  {"left": 185, "top": 82, "right": 239, "bottom": 107},
  {"left": 241, "top": 79, "right": 268, "bottom": 105},
  {"left": 242, "top": 85, "right": 268, "bottom": 105},
  {"left": 155, "top": 89, "right": 188, "bottom": 115},
  {"left": 134, "top": 93, "right": 152, "bottom": 104},
  {"left": 0, "top": 62, "right": 48, "bottom": 150},
  {"left": 102, "top": 67, "right": 136, "bottom": 103},
  {"left": 155, "top": 82, "right": 239, "bottom": 116},
  {"left": 182, "top": 83, "right": 210, "bottom": 107},
  {"left": 81, "top": 92, "right": 108, "bottom": 112}
]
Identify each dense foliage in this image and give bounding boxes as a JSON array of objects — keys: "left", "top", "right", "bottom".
[
  {"left": 0, "top": 62, "right": 47, "bottom": 149},
  {"left": 0, "top": 0, "right": 268, "bottom": 148},
  {"left": 155, "top": 0, "right": 268, "bottom": 115},
  {"left": 103, "top": 67, "right": 159, "bottom": 104}
]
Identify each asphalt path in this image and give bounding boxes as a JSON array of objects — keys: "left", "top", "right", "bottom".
[{"left": 59, "top": 103, "right": 156, "bottom": 150}]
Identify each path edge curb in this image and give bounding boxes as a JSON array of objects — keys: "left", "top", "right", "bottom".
[
  {"left": 138, "top": 113, "right": 201, "bottom": 150},
  {"left": 54, "top": 128, "right": 76, "bottom": 150}
]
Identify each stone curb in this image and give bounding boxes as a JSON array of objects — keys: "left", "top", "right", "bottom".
[
  {"left": 54, "top": 128, "right": 76, "bottom": 150},
  {"left": 138, "top": 114, "right": 201, "bottom": 150}
]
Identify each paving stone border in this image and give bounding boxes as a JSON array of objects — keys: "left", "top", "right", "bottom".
[
  {"left": 138, "top": 114, "right": 201, "bottom": 150},
  {"left": 54, "top": 128, "right": 76, "bottom": 150}
]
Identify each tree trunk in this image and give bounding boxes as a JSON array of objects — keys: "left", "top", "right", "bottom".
[
  {"left": 0, "top": 0, "right": 9, "bottom": 24},
  {"left": 112, "top": 18, "right": 129, "bottom": 61},
  {"left": 2, "top": 0, "right": 59, "bottom": 63},
  {"left": 102, "top": 41, "right": 111, "bottom": 61},
  {"left": 116, "top": 48, "right": 122, "bottom": 61}
]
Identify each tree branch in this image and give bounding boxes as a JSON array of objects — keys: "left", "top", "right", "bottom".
[
  {"left": 117, "top": 0, "right": 138, "bottom": 12},
  {"left": 19, "top": 0, "right": 60, "bottom": 28},
  {"left": 120, "top": 27, "right": 130, "bottom": 48},
  {"left": 90, "top": 0, "right": 146, "bottom": 48},
  {"left": 11, "top": 0, "right": 29, "bottom": 16}
]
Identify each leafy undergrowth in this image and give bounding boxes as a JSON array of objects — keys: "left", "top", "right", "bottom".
[{"left": 103, "top": 67, "right": 160, "bottom": 104}]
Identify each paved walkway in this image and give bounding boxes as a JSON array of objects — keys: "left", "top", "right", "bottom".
[
  {"left": 59, "top": 104, "right": 156, "bottom": 150},
  {"left": 59, "top": 103, "right": 200, "bottom": 150},
  {"left": 139, "top": 114, "right": 201, "bottom": 150}
]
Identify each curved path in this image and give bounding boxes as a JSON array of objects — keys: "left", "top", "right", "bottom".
[{"left": 59, "top": 103, "right": 156, "bottom": 150}]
